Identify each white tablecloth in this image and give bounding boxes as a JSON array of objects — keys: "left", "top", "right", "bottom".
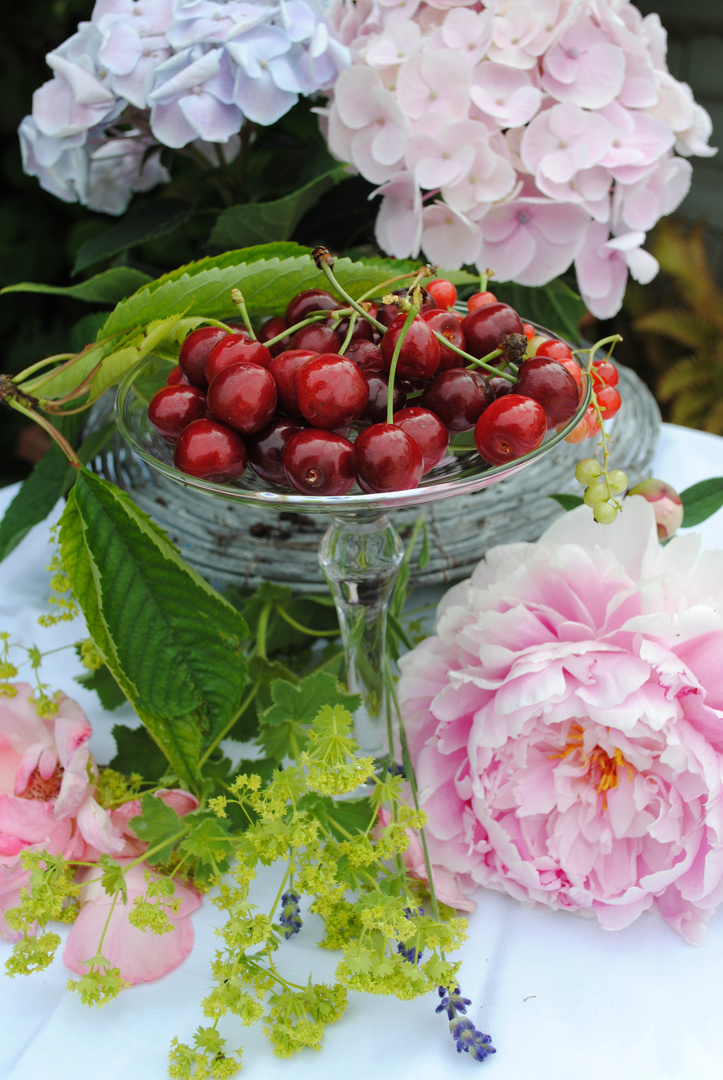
[{"left": 2, "top": 424, "right": 723, "bottom": 1080}]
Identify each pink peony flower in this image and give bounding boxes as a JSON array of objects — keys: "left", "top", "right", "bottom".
[
  {"left": 377, "top": 807, "right": 476, "bottom": 913},
  {"left": 398, "top": 498, "right": 723, "bottom": 945},
  {"left": 63, "top": 860, "right": 201, "bottom": 985},
  {"left": 627, "top": 478, "right": 684, "bottom": 541}
]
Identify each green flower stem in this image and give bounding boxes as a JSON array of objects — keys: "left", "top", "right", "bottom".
[
  {"left": 386, "top": 661, "right": 441, "bottom": 925},
  {"left": 386, "top": 302, "right": 420, "bottom": 424},
  {"left": 268, "top": 857, "right": 295, "bottom": 920},
  {"left": 274, "top": 606, "right": 339, "bottom": 638},
  {"left": 255, "top": 602, "right": 272, "bottom": 660},
  {"left": 198, "top": 680, "right": 261, "bottom": 769}
]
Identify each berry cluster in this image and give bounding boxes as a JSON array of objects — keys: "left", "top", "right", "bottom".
[{"left": 147, "top": 258, "right": 618, "bottom": 498}]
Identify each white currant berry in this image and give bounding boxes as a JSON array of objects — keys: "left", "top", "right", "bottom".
[
  {"left": 606, "top": 469, "right": 628, "bottom": 496},
  {"left": 575, "top": 457, "right": 603, "bottom": 485},
  {"left": 583, "top": 481, "right": 609, "bottom": 507},
  {"left": 593, "top": 501, "right": 618, "bottom": 524}
]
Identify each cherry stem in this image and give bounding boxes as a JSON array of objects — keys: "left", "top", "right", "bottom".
[
  {"left": 262, "top": 309, "right": 349, "bottom": 349},
  {"left": 386, "top": 300, "right": 420, "bottom": 425},
  {"left": 12, "top": 353, "right": 75, "bottom": 383},
  {"left": 427, "top": 331, "right": 517, "bottom": 382},
  {"left": 315, "top": 259, "right": 386, "bottom": 333},
  {"left": 356, "top": 269, "right": 431, "bottom": 305},
  {"left": 6, "top": 398, "right": 82, "bottom": 468},
  {"left": 337, "top": 312, "right": 357, "bottom": 355},
  {"left": 229, "top": 288, "right": 257, "bottom": 340}
]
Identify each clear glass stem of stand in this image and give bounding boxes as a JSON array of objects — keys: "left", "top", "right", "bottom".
[{"left": 319, "top": 513, "right": 404, "bottom": 760}]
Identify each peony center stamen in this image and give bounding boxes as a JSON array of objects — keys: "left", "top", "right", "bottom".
[
  {"left": 19, "top": 764, "right": 64, "bottom": 801},
  {"left": 553, "top": 723, "right": 633, "bottom": 809}
]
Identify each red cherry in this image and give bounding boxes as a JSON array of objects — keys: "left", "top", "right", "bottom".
[
  {"left": 461, "top": 303, "right": 524, "bottom": 360},
  {"left": 290, "top": 323, "right": 343, "bottom": 354},
  {"left": 283, "top": 429, "right": 355, "bottom": 496},
  {"left": 269, "top": 349, "right": 315, "bottom": 417},
  {"left": 352, "top": 424, "right": 424, "bottom": 493},
  {"left": 207, "top": 363, "right": 277, "bottom": 435},
  {"left": 285, "top": 288, "right": 339, "bottom": 327},
  {"left": 148, "top": 384, "right": 207, "bottom": 440},
  {"left": 361, "top": 372, "right": 406, "bottom": 425},
  {"left": 178, "top": 327, "right": 229, "bottom": 388},
  {"left": 535, "top": 338, "right": 574, "bottom": 363},
  {"left": 425, "top": 279, "right": 457, "bottom": 309},
  {"left": 345, "top": 340, "right": 385, "bottom": 373},
  {"left": 596, "top": 385, "right": 622, "bottom": 418},
  {"left": 421, "top": 368, "right": 494, "bottom": 431},
  {"left": 296, "top": 353, "right": 368, "bottom": 429},
  {"left": 393, "top": 407, "right": 449, "bottom": 474},
  {"left": 164, "top": 365, "right": 185, "bottom": 386},
  {"left": 513, "top": 356, "right": 581, "bottom": 429},
  {"left": 466, "top": 290, "right": 497, "bottom": 312},
  {"left": 205, "top": 335, "right": 272, "bottom": 383},
  {"left": 473, "top": 394, "right": 547, "bottom": 466},
  {"left": 558, "top": 357, "right": 584, "bottom": 399},
  {"left": 334, "top": 316, "right": 376, "bottom": 344},
  {"left": 257, "top": 316, "right": 290, "bottom": 356},
  {"left": 421, "top": 309, "right": 466, "bottom": 371},
  {"left": 522, "top": 322, "right": 536, "bottom": 341},
  {"left": 247, "top": 417, "right": 305, "bottom": 485},
  {"left": 380, "top": 314, "right": 440, "bottom": 381},
  {"left": 173, "top": 418, "right": 247, "bottom": 481},
  {"left": 488, "top": 375, "right": 514, "bottom": 399},
  {"left": 592, "top": 359, "right": 619, "bottom": 388}
]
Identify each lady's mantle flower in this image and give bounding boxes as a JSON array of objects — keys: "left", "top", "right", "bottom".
[{"left": 398, "top": 498, "right": 723, "bottom": 945}]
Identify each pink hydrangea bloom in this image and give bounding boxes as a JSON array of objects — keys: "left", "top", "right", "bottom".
[
  {"left": 325, "top": 0, "right": 714, "bottom": 312},
  {"left": 398, "top": 498, "right": 723, "bottom": 944}
]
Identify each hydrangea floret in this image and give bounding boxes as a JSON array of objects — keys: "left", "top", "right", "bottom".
[
  {"left": 20, "top": 0, "right": 350, "bottom": 215},
  {"left": 324, "top": 0, "right": 716, "bottom": 316}
]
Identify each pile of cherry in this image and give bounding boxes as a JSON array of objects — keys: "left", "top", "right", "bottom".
[{"left": 146, "top": 278, "right": 621, "bottom": 496}]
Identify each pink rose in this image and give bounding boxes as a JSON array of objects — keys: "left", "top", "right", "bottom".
[
  {"left": 398, "top": 498, "right": 723, "bottom": 944},
  {"left": 0, "top": 683, "right": 126, "bottom": 940}
]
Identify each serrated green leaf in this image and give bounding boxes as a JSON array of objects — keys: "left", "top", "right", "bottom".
[
  {"left": 681, "top": 477, "right": 723, "bottom": 527},
  {"left": 97, "top": 855, "right": 128, "bottom": 902},
  {"left": 0, "top": 267, "right": 153, "bottom": 304},
  {"left": 548, "top": 493, "right": 584, "bottom": 510},
  {"left": 73, "top": 199, "right": 193, "bottom": 275},
  {"left": 130, "top": 793, "right": 185, "bottom": 866},
  {"left": 59, "top": 471, "right": 249, "bottom": 790},
  {"left": 297, "top": 793, "right": 372, "bottom": 839},
  {"left": 209, "top": 167, "right": 349, "bottom": 249},
  {"left": 258, "top": 670, "right": 361, "bottom": 762},
  {"left": 86, "top": 313, "right": 188, "bottom": 404},
  {"left": 75, "top": 662, "right": 127, "bottom": 713},
  {"left": 109, "top": 724, "right": 170, "bottom": 781},
  {"left": 177, "top": 815, "right": 234, "bottom": 872}
]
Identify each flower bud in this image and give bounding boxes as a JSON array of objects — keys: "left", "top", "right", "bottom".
[{"left": 628, "top": 478, "right": 684, "bottom": 540}]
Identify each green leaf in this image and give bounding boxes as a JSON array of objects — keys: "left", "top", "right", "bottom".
[
  {"left": 97, "top": 855, "right": 128, "bottom": 903},
  {"left": 75, "top": 663, "right": 127, "bottom": 713},
  {"left": 0, "top": 267, "right": 153, "bottom": 305},
  {"left": 297, "top": 793, "right": 372, "bottom": 840},
  {"left": 176, "top": 815, "right": 235, "bottom": 875},
  {"left": 59, "top": 470, "right": 249, "bottom": 791},
  {"left": 109, "top": 724, "right": 170, "bottom": 782},
  {"left": 548, "top": 493, "right": 584, "bottom": 511},
  {"left": 130, "top": 793, "right": 185, "bottom": 866},
  {"left": 258, "top": 670, "right": 361, "bottom": 762},
  {"left": 681, "top": 477, "right": 723, "bottom": 527},
  {"left": 99, "top": 247, "right": 478, "bottom": 341},
  {"left": 492, "top": 279, "right": 585, "bottom": 343},
  {"left": 209, "top": 167, "right": 350, "bottom": 249},
  {"left": 72, "top": 200, "right": 193, "bottom": 275}
]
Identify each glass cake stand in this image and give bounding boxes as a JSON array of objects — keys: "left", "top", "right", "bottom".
[{"left": 116, "top": 352, "right": 591, "bottom": 762}]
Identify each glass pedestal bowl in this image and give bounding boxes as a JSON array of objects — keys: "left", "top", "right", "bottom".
[{"left": 116, "top": 352, "right": 591, "bottom": 762}]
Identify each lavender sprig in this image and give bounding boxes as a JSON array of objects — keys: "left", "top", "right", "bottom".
[
  {"left": 436, "top": 987, "right": 496, "bottom": 1063},
  {"left": 278, "top": 891, "right": 302, "bottom": 939}
]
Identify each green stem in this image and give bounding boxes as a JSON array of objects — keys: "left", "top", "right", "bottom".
[
  {"left": 314, "top": 253, "right": 386, "bottom": 333},
  {"left": 386, "top": 302, "right": 420, "bottom": 424},
  {"left": 230, "top": 289, "right": 257, "bottom": 339},
  {"left": 275, "top": 606, "right": 339, "bottom": 638},
  {"left": 255, "top": 602, "right": 272, "bottom": 660},
  {"left": 198, "top": 680, "right": 261, "bottom": 768},
  {"left": 6, "top": 399, "right": 82, "bottom": 468}
]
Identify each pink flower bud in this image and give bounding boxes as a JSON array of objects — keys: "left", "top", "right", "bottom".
[{"left": 628, "top": 478, "right": 684, "bottom": 540}]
